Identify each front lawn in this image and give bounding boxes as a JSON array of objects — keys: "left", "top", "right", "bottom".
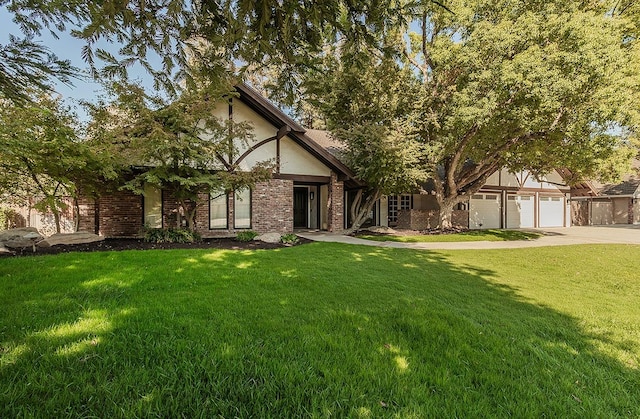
[
  {"left": 358, "top": 228, "right": 541, "bottom": 242},
  {"left": 1, "top": 244, "right": 638, "bottom": 417}
]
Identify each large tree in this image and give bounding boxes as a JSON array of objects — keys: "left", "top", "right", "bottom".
[
  {"left": 87, "top": 81, "right": 273, "bottom": 230},
  {"left": 309, "top": 0, "right": 640, "bottom": 229}
]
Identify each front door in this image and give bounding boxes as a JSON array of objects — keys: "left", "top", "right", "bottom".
[{"left": 293, "top": 187, "right": 309, "bottom": 228}]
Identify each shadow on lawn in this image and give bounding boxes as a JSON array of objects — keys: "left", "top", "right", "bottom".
[{"left": 0, "top": 244, "right": 638, "bottom": 417}]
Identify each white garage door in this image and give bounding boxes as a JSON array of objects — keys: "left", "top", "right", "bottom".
[
  {"left": 539, "top": 196, "right": 565, "bottom": 227},
  {"left": 469, "top": 193, "right": 501, "bottom": 229},
  {"left": 506, "top": 195, "right": 535, "bottom": 228}
]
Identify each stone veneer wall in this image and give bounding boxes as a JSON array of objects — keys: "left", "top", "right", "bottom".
[
  {"left": 97, "top": 190, "right": 143, "bottom": 237},
  {"left": 327, "top": 172, "right": 344, "bottom": 232},
  {"left": 251, "top": 178, "right": 294, "bottom": 234},
  {"left": 570, "top": 201, "right": 589, "bottom": 226}
]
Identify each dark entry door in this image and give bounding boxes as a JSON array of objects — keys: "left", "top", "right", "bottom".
[{"left": 293, "top": 187, "right": 308, "bottom": 228}]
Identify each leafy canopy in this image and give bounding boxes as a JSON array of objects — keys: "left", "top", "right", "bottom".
[{"left": 308, "top": 0, "right": 640, "bottom": 227}]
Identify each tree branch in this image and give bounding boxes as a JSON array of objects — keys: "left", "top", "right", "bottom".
[{"left": 446, "top": 123, "right": 479, "bottom": 194}]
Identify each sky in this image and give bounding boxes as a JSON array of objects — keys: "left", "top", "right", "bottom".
[{"left": 0, "top": 5, "right": 158, "bottom": 122}]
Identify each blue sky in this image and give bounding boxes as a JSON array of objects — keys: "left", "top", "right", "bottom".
[{"left": 0, "top": 5, "right": 157, "bottom": 121}]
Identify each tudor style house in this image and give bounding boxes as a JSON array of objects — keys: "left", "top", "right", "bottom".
[
  {"left": 3, "top": 85, "right": 576, "bottom": 235},
  {"left": 71, "top": 84, "right": 361, "bottom": 237}
]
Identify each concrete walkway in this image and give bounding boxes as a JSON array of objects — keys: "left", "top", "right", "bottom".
[{"left": 298, "top": 225, "right": 640, "bottom": 250}]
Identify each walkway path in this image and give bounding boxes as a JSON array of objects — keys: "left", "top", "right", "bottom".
[{"left": 298, "top": 225, "right": 640, "bottom": 250}]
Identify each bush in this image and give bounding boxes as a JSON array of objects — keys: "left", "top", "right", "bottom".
[
  {"left": 236, "top": 230, "right": 259, "bottom": 242},
  {"left": 280, "top": 234, "right": 299, "bottom": 245},
  {"left": 143, "top": 227, "right": 201, "bottom": 243}
]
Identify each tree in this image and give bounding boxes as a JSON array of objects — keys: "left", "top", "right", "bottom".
[
  {"left": 87, "top": 81, "right": 273, "bottom": 230},
  {"left": 308, "top": 0, "right": 640, "bottom": 229},
  {"left": 1, "top": 0, "right": 409, "bottom": 101},
  {"left": 311, "top": 54, "right": 428, "bottom": 232},
  {"left": 0, "top": 95, "right": 104, "bottom": 232}
]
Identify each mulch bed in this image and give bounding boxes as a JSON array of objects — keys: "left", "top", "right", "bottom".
[{"left": 1, "top": 236, "right": 313, "bottom": 258}]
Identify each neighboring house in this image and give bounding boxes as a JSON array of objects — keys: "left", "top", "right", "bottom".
[
  {"left": 570, "top": 160, "right": 640, "bottom": 226},
  {"left": 68, "top": 84, "right": 361, "bottom": 237}
]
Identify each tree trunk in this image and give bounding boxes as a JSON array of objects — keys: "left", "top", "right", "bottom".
[
  {"left": 436, "top": 196, "right": 457, "bottom": 231},
  {"left": 53, "top": 209, "right": 61, "bottom": 233},
  {"left": 73, "top": 197, "right": 80, "bottom": 232},
  {"left": 344, "top": 189, "right": 382, "bottom": 235}
]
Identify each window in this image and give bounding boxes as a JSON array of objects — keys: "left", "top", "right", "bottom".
[
  {"left": 400, "top": 195, "right": 411, "bottom": 210},
  {"left": 388, "top": 195, "right": 398, "bottom": 224},
  {"left": 210, "top": 191, "right": 228, "bottom": 229},
  {"left": 388, "top": 194, "right": 412, "bottom": 224},
  {"left": 144, "top": 184, "right": 162, "bottom": 228},
  {"left": 234, "top": 188, "right": 251, "bottom": 229}
]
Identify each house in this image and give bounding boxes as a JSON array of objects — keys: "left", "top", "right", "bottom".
[
  {"left": 570, "top": 160, "right": 640, "bottom": 225},
  {"left": 70, "top": 84, "right": 361, "bottom": 237},
  {"left": 369, "top": 169, "right": 571, "bottom": 230},
  {"left": 1, "top": 85, "right": 579, "bottom": 235}
]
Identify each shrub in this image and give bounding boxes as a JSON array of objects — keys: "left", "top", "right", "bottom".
[
  {"left": 236, "top": 230, "right": 259, "bottom": 242},
  {"left": 143, "top": 227, "right": 201, "bottom": 243},
  {"left": 280, "top": 234, "right": 299, "bottom": 245}
]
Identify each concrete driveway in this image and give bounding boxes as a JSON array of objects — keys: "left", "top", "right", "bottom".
[{"left": 299, "top": 225, "right": 640, "bottom": 250}]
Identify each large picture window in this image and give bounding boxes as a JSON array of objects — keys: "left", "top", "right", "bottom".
[
  {"left": 234, "top": 188, "right": 251, "bottom": 229},
  {"left": 210, "top": 191, "right": 228, "bottom": 229},
  {"left": 144, "top": 184, "right": 162, "bottom": 228}
]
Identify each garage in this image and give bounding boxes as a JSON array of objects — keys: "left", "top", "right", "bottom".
[
  {"left": 506, "top": 195, "right": 535, "bottom": 228},
  {"left": 469, "top": 193, "right": 501, "bottom": 229},
  {"left": 539, "top": 196, "right": 565, "bottom": 227}
]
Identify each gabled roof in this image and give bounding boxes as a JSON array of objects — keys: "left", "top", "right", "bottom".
[{"left": 235, "top": 84, "right": 362, "bottom": 186}]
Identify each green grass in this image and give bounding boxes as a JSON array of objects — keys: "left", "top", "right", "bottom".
[
  {"left": 1, "top": 243, "right": 639, "bottom": 417},
  {"left": 358, "top": 229, "right": 541, "bottom": 242}
]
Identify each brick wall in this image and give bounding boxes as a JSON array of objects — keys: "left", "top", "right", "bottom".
[
  {"left": 252, "top": 178, "right": 294, "bottom": 234},
  {"left": 162, "top": 190, "right": 181, "bottom": 229},
  {"left": 77, "top": 196, "right": 97, "bottom": 233},
  {"left": 327, "top": 172, "right": 344, "bottom": 232},
  {"left": 97, "top": 190, "right": 143, "bottom": 237}
]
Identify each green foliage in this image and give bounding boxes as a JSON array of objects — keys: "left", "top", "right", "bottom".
[
  {"left": 279, "top": 233, "right": 299, "bottom": 244},
  {"left": 0, "top": 35, "right": 77, "bottom": 104},
  {"left": 0, "top": 244, "right": 639, "bottom": 416},
  {"left": 2, "top": 0, "right": 408, "bottom": 100},
  {"left": 309, "top": 0, "right": 640, "bottom": 228},
  {"left": 143, "top": 227, "right": 201, "bottom": 244},
  {"left": 0, "top": 94, "right": 107, "bottom": 232},
  {"left": 235, "top": 230, "right": 259, "bottom": 242}
]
